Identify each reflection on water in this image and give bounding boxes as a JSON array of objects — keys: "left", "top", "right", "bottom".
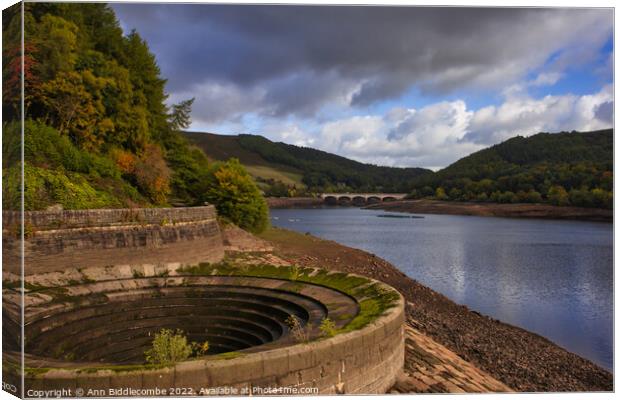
[{"left": 270, "top": 207, "right": 613, "bottom": 371}]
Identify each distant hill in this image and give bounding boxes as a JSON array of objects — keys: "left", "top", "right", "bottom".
[
  {"left": 409, "top": 129, "right": 613, "bottom": 208},
  {"left": 185, "top": 132, "right": 431, "bottom": 195}
]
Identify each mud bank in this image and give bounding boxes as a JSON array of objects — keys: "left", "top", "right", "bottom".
[
  {"left": 365, "top": 199, "right": 612, "bottom": 222},
  {"left": 266, "top": 197, "right": 324, "bottom": 208}
]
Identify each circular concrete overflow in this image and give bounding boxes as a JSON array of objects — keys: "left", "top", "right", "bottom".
[
  {"left": 24, "top": 276, "right": 359, "bottom": 364},
  {"left": 6, "top": 265, "right": 405, "bottom": 394}
]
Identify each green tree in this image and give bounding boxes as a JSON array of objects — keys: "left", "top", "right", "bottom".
[
  {"left": 169, "top": 98, "right": 195, "bottom": 131},
  {"left": 29, "top": 14, "right": 79, "bottom": 81},
  {"left": 590, "top": 188, "right": 612, "bottom": 209},
  {"left": 40, "top": 70, "right": 114, "bottom": 150},
  {"left": 205, "top": 159, "right": 269, "bottom": 233},
  {"left": 498, "top": 191, "right": 518, "bottom": 203},
  {"left": 547, "top": 185, "right": 570, "bottom": 206},
  {"left": 448, "top": 187, "right": 462, "bottom": 200},
  {"left": 569, "top": 188, "right": 593, "bottom": 207},
  {"left": 435, "top": 187, "right": 448, "bottom": 200}
]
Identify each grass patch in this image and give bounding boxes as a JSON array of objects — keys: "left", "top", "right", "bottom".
[
  {"left": 24, "top": 367, "right": 51, "bottom": 377},
  {"left": 214, "top": 351, "right": 243, "bottom": 360}
]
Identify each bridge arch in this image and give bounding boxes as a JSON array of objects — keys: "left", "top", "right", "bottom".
[
  {"left": 338, "top": 196, "right": 351, "bottom": 205},
  {"left": 324, "top": 196, "right": 338, "bottom": 205},
  {"left": 352, "top": 196, "right": 367, "bottom": 206}
]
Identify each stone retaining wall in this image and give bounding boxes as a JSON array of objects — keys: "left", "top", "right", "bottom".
[
  {"left": 2, "top": 206, "right": 217, "bottom": 230},
  {"left": 2, "top": 206, "right": 224, "bottom": 275}
]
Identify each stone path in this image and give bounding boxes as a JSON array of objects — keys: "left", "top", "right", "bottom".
[{"left": 391, "top": 320, "right": 513, "bottom": 393}]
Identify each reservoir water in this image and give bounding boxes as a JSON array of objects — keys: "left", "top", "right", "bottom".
[{"left": 270, "top": 207, "right": 613, "bottom": 371}]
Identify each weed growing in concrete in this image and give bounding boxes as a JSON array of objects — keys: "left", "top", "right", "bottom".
[
  {"left": 289, "top": 265, "right": 301, "bottom": 281},
  {"left": 286, "top": 315, "right": 312, "bottom": 343},
  {"left": 319, "top": 317, "right": 337, "bottom": 338},
  {"left": 132, "top": 269, "right": 145, "bottom": 278},
  {"left": 193, "top": 340, "right": 210, "bottom": 356}
]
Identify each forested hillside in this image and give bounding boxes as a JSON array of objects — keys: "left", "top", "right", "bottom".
[
  {"left": 186, "top": 132, "right": 432, "bottom": 195},
  {"left": 408, "top": 130, "right": 613, "bottom": 208},
  {"left": 2, "top": 3, "right": 268, "bottom": 232}
]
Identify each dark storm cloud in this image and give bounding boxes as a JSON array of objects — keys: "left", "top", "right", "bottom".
[
  {"left": 595, "top": 101, "right": 614, "bottom": 124},
  {"left": 112, "top": 4, "right": 612, "bottom": 120}
]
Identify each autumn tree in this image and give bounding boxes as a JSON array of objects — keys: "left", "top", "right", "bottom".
[
  {"left": 40, "top": 70, "right": 114, "bottom": 150},
  {"left": 132, "top": 144, "right": 171, "bottom": 205},
  {"left": 547, "top": 185, "right": 570, "bottom": 206}
]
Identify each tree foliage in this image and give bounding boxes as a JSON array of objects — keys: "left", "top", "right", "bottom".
[
  {"left": 205, "top": 159, "right": 269, "bottom": 233},
  {"left": 169, "top": 98, "right": 195, "bottom": 131},
  {"left": 2, "top": 3, "right": 267, "bottom": 220}
]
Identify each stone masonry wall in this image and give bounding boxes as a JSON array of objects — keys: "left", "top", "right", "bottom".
[
  {"left": 2, "top": 206, "right": 224, "bottom": 275},
  {"left": 2, "top": 206, "right": 217, "bottom": 231}
]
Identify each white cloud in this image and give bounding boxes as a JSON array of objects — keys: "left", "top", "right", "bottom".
[
  {"left": 466, "top": 84, "right": 613, "bottom": 144},
  {"left": 531, "top": 72, "right": 564, "bottom": 87},
  {"left": 258, "top": 120, "right": 316, "bottom": 148},
  {"left": 251, "top": 85, "right": 613, "bottom": 169}
]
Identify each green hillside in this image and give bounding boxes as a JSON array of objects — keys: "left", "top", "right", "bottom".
[
  {"left": 185, "top": 132, "right": 432, "bottom": 195},
  {"left": 409, "top": 129, "right": 613, "bottom": 208},
  {"left": 185, "top": 132, "right": 306, "bottom": 191}
]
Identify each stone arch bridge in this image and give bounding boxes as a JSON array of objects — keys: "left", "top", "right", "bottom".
[{"left": 320, "top": 193, "right": 407, "bottom": 205}]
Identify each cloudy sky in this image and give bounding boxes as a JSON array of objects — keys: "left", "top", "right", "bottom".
[{"left": 113, "top": 4, "right": 613, "bottom": 169}]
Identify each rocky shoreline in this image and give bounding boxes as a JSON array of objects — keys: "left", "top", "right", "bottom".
[{"left": 258, "top": 227, "right": 613, "bottom": 392}]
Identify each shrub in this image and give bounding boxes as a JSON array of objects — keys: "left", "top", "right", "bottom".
[
  {"left": 435, "top": 187, "right": 448, "bottom": 200},
  {"left": 319, "top": 317, "right": 337, "bottom": 338},
  {"left": 111, "top": 148, "right": 136, "bottom": 174},
  {"left": 205, "top": 158, "right": 269, "bottom": 233},
  {"left": 133, "top": 144, "right": 171, "bottom": 205},
  {"left": 144, "top": 329, "right": 193, "bottom": 365},
  {"left": 192, "top": 340, "right": 210, "bottom": 356},
  {"left": 547, "top": 185, "right": 570, "bottom": 206},
  {"left": 497, "top": 191, "right": 518, "bottom": 204},
  {"left": 590, "top": 188, "right": 612, "bottom": 209},
  {"left": 18, "top": 120, "right": 120, "bottom": 179},
  {"left": 3, "top": 163, "right": 121, "bottom": 210}
]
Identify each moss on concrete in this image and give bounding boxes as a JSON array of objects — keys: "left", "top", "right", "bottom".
[
  {"left": 214, "top": 351, "right": 243, "bottom": 360},
  {"left": 177, "top": 261, "right": 399, "bottom": 333}
]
